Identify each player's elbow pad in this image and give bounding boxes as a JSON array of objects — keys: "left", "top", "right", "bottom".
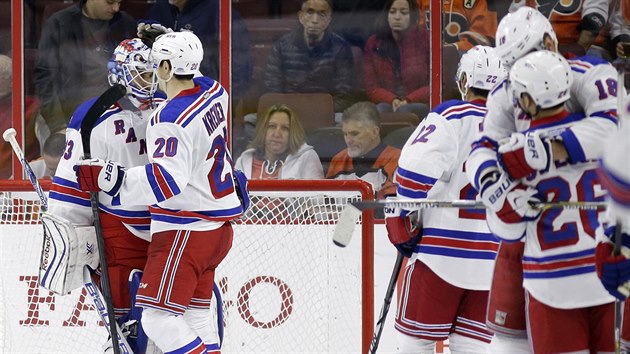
[
  {"left": 486, "top": 211, "right": 526, "bottom": 242},
  {"left": 466, "top": 147, "right": 499, "bottom": 191}
]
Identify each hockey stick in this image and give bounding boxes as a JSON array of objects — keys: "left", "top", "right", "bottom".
[
  {"left": 613, "top": 60, "right": 627, "bottom": 354},
  {"left": 3, "top": 128, "right": 48, "bottom": 210},
  {"left": 332, "top": 199, "right": 607, "bottom": 247},
  {"left": 369, "top": 252, "right": 404, "bottom": 354},
  {"left": 80, "top": 84, "right": 128, "bottom": 354},
  {"left": 83, "top": 265, "right": 133, "bottom": 353},
  {"left": 4, "top": 125, "right": 132, "bottom": 351}
]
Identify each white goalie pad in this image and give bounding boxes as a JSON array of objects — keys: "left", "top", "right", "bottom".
[{"left": 39, "top": 212, "right": 100, "bottom": 294}]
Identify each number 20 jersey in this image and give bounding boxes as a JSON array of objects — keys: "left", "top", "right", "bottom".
[
  {"left": 117, "top": 77, "right": 244, "bottom": 233},
  {"left": 395, "top": 99, "right": 498, "bottom": 290}
]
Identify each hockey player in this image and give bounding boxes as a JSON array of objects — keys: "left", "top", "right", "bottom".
[
  {"left": 487, "top": 50, "right": 616, "bottom": 353},
  {"left": 596, "top": 95, "right": 630, "bottom": 352},
  {"left": 465, "top": 6, "right": 620, "bottom": 352},
  {"left": 45, "top": 37, "right": 162, "bottom": 353},
  {"left": 385, "top": 45, "right": 506, "bottom": 353},
  {"left": 76, "top": 31, "right": 249, "bottom": 354}
]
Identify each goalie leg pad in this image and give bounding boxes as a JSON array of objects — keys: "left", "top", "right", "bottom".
[{"left": 40, "top": 212, "right": 99, "bottom": 294}]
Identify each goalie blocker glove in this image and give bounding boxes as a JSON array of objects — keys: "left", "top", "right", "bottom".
[
  {"left": 384, "top": 197, "right": 422, "bottom": 258},
  {"left": 76, "top": 159, "right": 126, "bottom": 197},
  {"left": 498, "top": 131, "right": 553, "bottom": 180}
]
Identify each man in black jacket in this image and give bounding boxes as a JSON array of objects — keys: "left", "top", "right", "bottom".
[
  {"left": 34, "top": 0, "right": 136, "bottom": 136},
  {"left": 264, "top": 0, "right": 355, "bottom": 115}
]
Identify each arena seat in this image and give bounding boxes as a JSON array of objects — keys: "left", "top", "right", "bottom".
[
  {"left": 382, "top": 126, "right": 417, "bottom": 149},
  {"left": 379, "top": 111, "right": 420, "bottom": 138},
  {"left": 257, "top": 92, "right": 335, "bottom": 133},
  {"left": 306, "top": 126, "right": 346, "bottom": 176}
]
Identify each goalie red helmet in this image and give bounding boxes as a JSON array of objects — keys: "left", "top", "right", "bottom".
[
  {"left": 456, "top": 45, "right": 507, "bottom": 99},
  {"left": 150, "top": 31, "right": 204, "bottom": 76},
  {"left": 508, "top": 50, "right": 573, "bottom": 110},
  {"left": 107, "top": 38, "right": 157, "bottom": 101},
  {"left": 495, "top": 7, "right": 558, "bottom": 67}
]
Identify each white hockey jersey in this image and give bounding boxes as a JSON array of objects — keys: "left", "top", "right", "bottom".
[
  {"left": 117, "top": 77, "right": 244, "bottom": 233},
  {"left": 488, "top": 111, "right": 615, "bottom": 309},
  {"left": 395, "top": 99, "right": 499, "bottom": 290},
  {"left": 468, "top": 55, "right": 620, "bottom": 189},
  {"left": 49, "top": 96, "right": 164, "bottom": 241},
  {"left": 599, "top": 96, "right": 630, "bottom": 222}
]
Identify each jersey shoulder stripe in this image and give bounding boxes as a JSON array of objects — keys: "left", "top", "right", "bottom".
[
  {"left": 433, "top": 100, "right": 487, "bottom": 121},
  {"left": 151, "top": 79, "right": 223, "bottom": 127},
  {"left": 68, "top": 98, "right": 122, "bottom": 131},
  {"left": 527, "top": 111, "right": 586, "bottom": 130},
  {"left": 176, "top": 83, "right": 224, "bottom": 127}
]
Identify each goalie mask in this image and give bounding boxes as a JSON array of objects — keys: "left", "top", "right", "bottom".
[
  {"left": 456, "top": 45, "right": 507, "bottom": 100},
  {"left": 495, "top": 7, "right": 558, "bottom": 68},
  {"left": 108, "top": 38, "right": 158, "bottom": 105},
  {"left": 509, "top": 50, "right": 573, "bottom": 112}
]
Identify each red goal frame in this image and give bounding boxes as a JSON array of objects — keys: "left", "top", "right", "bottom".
[{"left": 0, "top": 178, "right": 375, "bottom": 353}]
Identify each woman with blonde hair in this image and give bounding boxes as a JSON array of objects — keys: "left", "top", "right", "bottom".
[{"left": 235, "top": 104, "right": 324, "bottom": 179}]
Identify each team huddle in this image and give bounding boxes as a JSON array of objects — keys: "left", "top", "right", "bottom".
[
  {"left": 385, "top": 6, "right": 630, "bottom": 354},
  {"left": 25, "top": 3, "right": 630, "bottom": 354}
]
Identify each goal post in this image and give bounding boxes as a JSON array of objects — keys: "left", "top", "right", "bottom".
[{"left": 0, "top": 179, "right": 375, "bottom": 353}]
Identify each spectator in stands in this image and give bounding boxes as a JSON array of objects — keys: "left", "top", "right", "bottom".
[
  {"left": 264, "top": 0, "right": 355, "bottom": 116},
  {"left": 0, "top": 54, "right": 40, "bottom": 179},
  {"left": 363, "top": 0, "right": 430, "bottom": 119},
  {"left": 235, "top": 104, "right": 324, "bottom": 179},
  {"left": 330, "top": 0, "right": 385, "bottom": 48},
  {"left": 417, "top": 0, "right": 498, "bottom": 52},
  {"left": 327, "top": 101, "right": 400, "bottom": 201},
  {"left": 146, "top": 0, "right": 253, "bottom": 103},
  {"left": 29, "top": 133, "right": 66, "bottom": 179},
  {"left": 34, "top": 0, "right": 136, "bottom": 136},
  {"left": 610, "top": 0, "right": 630, "bottom": 61},
  {"left": 508, "top": 0, "right": 611, "bottom": 59}
]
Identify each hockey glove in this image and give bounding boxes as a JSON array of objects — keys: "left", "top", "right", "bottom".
[
  {"left": 384, "top": 198, "right": 422, "bottom": 258},
  {"left": 595, "top": 239, "right": 630, "bottom": 301},
  {"left": 232, "top": 169, "right": 251, "bottom": 213},
  {"left": 137, "top": 20, "right": 173, "bottom": 47},
  {"left": 76, "top": 159, "right": 126, "bottom": 197},
  {"left": 478, "top": 169, "right": 518, "bottom": 212},
  {"left": 495, "top": 184, "right": 543, "bottom": 224},
  {"left": 498, "top": 131, "right": 552, "bottom": 179}
]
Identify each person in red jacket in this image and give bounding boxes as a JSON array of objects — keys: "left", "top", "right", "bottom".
[{"left": 363, "top": 0, "right": 430, "bottom": 120}]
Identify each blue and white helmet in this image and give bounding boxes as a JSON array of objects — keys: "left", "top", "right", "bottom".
[{"left": 107, "top": 38, "right": 158, "bottom": 102}]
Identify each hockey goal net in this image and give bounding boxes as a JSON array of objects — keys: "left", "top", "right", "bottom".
[{"left": 0, "top": 179, "right": 374, "bottom": 353}]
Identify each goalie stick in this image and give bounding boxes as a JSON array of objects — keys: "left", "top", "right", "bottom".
[
  {"left": 332, "top": 199, "right": 607, "bottom": 247},
  {"left": 3, "top": 128, "right": 48, "bottom": 210},
  {"left": 80, "top": 83, "right": 129, "bottom": 354},
  {"left": 3, "top": 123, "right": 132, "bottom": 352}
]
